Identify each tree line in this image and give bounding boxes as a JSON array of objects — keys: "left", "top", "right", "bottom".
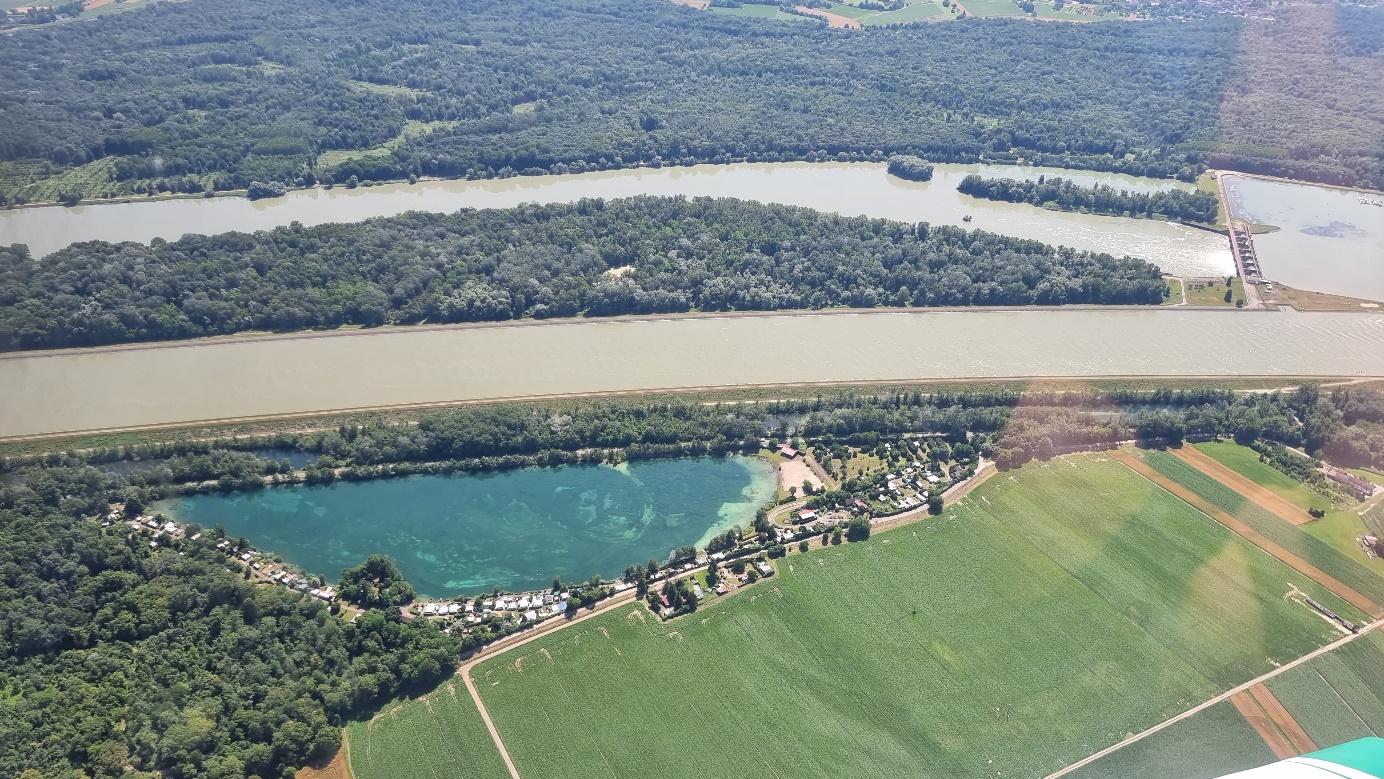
[
  {"left": 0, "top": 196, "right": 1171, "bottom": 350},
  {"left": 957, "top": 174, "right": 1220, "bottom": 223}
]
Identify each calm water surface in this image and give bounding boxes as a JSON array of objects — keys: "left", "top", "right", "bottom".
[
  {"left": 1223, "top": 175, "right": 1384, "bottom": 302},
  {"left": 0, "top": 162, "right": 1233, "bottom": 275},
  {"left": 159, "top": 457, "right": 774, "bottom": 596},
  {"left": 3, "top": 309, "right": 1383, "bottom": 437}
]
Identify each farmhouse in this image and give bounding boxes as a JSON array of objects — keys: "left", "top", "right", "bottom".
[
  {"left": 1325, "top": 467, "right": 1378, "bottom": 500},
  {"left": 779, "top": 444, "right": 799, "bottom": 459}
]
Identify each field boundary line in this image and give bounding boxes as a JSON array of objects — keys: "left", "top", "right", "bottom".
[
  {"left": 1230, "top": 688, "right": 1296, "bottom": 759},
  {"left": 1110, "top": 449, "right": 1384, "bottom": 618},
  {"left": 1249, "top": 683, "right": 1317, "bottom": 753},
  {"left": 1169, "top": 445, "right": 1315, "bottom": 525},
  {"left": 1044, "top": 619, "right": 1382, "bottom": 779}
]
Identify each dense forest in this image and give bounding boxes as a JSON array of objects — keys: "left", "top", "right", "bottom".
[
  {"left": 0, "top": 197, "right": 1171, "bottom": 350},
  {"left": 957, "top": 174, "right": 1220, "bottom": 223},
  {"left": 0, "top": 467, "right": 459, "bottom": 779},
  {"left": 1, "top": 0, "right": 1380, "bottom": 203}
]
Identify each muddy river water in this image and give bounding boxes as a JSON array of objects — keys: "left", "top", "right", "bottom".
[{"left": 2, "top": 308, "right": 1382, "bottom": 437}]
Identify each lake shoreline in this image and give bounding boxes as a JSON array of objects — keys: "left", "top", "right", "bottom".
[{"left": 156, "top": 455, "right": 778, "bottom": 597}]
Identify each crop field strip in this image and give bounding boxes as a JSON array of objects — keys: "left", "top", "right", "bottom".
[
  {"left": 1192, "top": 441, "right": 1335, "bottom": 514},
  {"left": 1070, "top": 630, "right": 1384, "bottom": 778},
  {"left": 1230, "top": 688, "right": 1297, "bottom": 759},
  {"left": 1112, "top": 449, "right": 1384, "bottom": 617},
  {"left": 1172, "top": 445, "right": 1316, "bottom": 525},
  {"left": 357, "top": 456, "right": 1367, "bottom": 779}
]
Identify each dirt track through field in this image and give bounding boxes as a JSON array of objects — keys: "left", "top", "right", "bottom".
[
  {"left": 1111, "top": 449, "right": 1384, "bottom": 618},
  {"left": 1249, "top": 683, "right": 1317, "bottom": 753},
  {"left": 1170, "top": 445, "right": 1315, "bottom": 525},
  {"left": 1230, "top": 689, "right": 1297, "bottom": 759}
]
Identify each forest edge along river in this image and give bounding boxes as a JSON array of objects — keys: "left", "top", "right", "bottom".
[
  {"left": 0, "top": 161, "right": 1235, "bottom": 277},
  {"left": 2, "top": 308, "right": 1384, "bottom": 438}
]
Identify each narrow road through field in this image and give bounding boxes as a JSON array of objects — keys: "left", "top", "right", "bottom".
[
  {"left": 454, "top": 589, "right": 640, "bottom": 779},
  {"left": 1044, "top": 619, "right": 1382, "bottom": 779},
  {"left": 1170, "top": 445, "right": 1315, "bottom": 525},
  {"left": 1111, "top": 449, "right": 1384, "bottom": 618}
]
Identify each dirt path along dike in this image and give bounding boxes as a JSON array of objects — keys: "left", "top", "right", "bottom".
[
  {"left": 1110, "top": 449, "right": 1384, "bottom": 619},
  {"left": 1170, "top": 446, "right": 1316, "bottom": 525},
  {"left": 1230, "top": 689, "right": 1297, "bottom": 759},
  {"left": 1249, "top": 683, "right": 1317, "bottom": 754}
]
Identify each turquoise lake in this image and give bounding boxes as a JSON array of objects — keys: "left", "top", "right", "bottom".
[{"left": 159, "top": 456, "right": 775, "bottom": 597}]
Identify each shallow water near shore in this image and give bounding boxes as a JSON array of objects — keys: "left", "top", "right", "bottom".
[{"left": 158, "top": 456, "right": 775, "bottom": 597}]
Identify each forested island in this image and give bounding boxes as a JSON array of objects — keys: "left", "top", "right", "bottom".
[
  {"left": 887, "top": 155, "right": 934, "bottom": 181},
  {"left": 0, "top": 196, "right": 1171, "bottom": 351},
  {"left": 3, "top": 381, "right": 1382, "bottom": 779},
  {"left": 0, "top": 0, "right": 1380, "bottom": 205},
  {"left": 957, "top": 174, "right": 1220, "bottom": 223}
]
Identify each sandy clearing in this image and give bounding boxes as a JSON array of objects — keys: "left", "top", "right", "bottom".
[
  {"left": 794, "top": 6, "right": 862, "bottom": 26},
  {"left": 778, "top": 458, "right": 823, "bottom": 495},
  {"left": 1249, "top": 683, "right": 1317, "bottom": 754},
  {"left": 297, "top": 747, "right": 351, "bottom": 779},
  {"left": 1170, "top": 445, "right": 1316, "bottom": 525},
  {"left": 1230, "top": 689, "right": 1297, "bottom": 759},
  {"left": 1111, "top": 449, "right": 1384, "bottom": 619}
]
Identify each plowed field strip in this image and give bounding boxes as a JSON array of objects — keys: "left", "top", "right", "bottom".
[
  {"left": 1171, "top": 446, "right": 1314, "bottom": 525},
  {"left": 1230, "top": 690, "right": 1297, "bottom": 759},
  {"left": 1248, "top": 683, "right": 1317, "bottom": 753},
  {"left": 1110, "top": 449, "right": 1384, "bottom": 618}
]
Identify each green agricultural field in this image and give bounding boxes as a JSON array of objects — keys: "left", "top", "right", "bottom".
[
  {"left": 957, "top": 0, "right": 1026, "bottom": 16},
  {"left": 1266, "top": 634, "right": 1384, "bottom": 747},
  {"left": 346, "top": 679, "right": 509, "bottom": 779},
  {"left": 859, "top": 0, "right": 943, "bottom": 23},
  {"left": 1137, "top": 449, "right": 1384, "bottom": 604},
  {"left": 1063, "top": 700, "right": 1277, "bottom": 779},
  {"left": 1193, "top": 441, "right": 1333, "bottom": 513},
  {"left": 351, "top": 456, "right": 1363, "bottom": 779},
  {"left": 1189, "top": 442, "right": 1383, "bottom": 575}
]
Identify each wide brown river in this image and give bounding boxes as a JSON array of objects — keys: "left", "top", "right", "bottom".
[
  {"left": 0, "top": 162, "right": 1234, "bottom": 276},
  {"left": 2, "top": 309, "right": 1381, "bottom": 437}
]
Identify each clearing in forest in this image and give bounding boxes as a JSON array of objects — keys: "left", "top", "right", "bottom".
[{"left": 359, "top": 455, "right": 1366, "bottom": 779}]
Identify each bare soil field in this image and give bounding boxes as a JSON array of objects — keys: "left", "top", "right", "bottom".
[
  {"left": 1170, "top": 445, "right": 1315, "bottom": 525},
  {"left": 296, "top": 749, "right": 350, "bottom": 779},
  {"left": 1248, "top": 683, "right": 1317, "bottom": 754},
  {"left": 1230, "top": 688, "right": 1296, "bottom": 759},
  {"left": 777, "top": 457, "right": 823, "bottom": 495},
  {"left": 794, "top": 5, "right": 861, "bottom": 26}
]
